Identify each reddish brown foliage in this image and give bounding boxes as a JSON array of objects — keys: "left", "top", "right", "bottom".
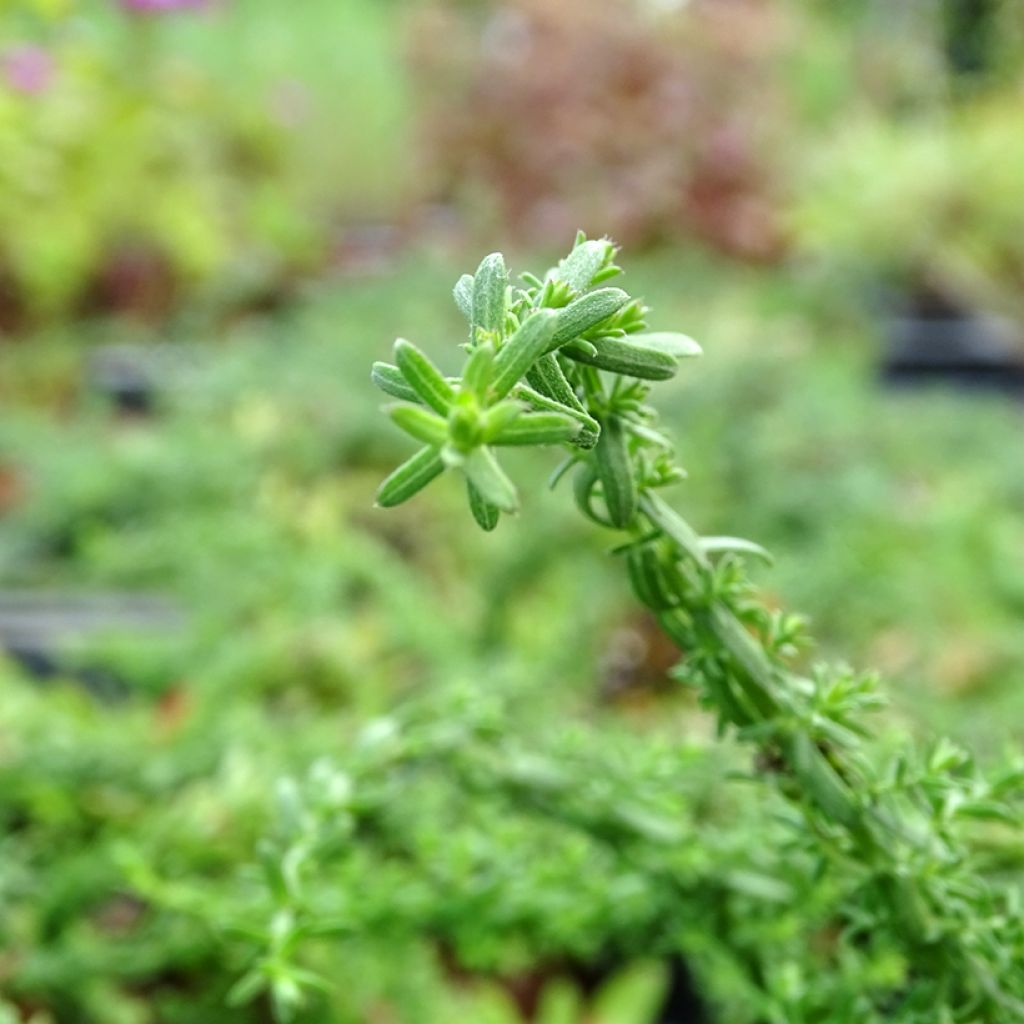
[{"left": 408, "top": 0, "right": 792, "bottom": 260}]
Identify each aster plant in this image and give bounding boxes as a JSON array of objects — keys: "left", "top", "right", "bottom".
[{"left": 369, "top": 235, "right": 1024, "bottom": 1021}]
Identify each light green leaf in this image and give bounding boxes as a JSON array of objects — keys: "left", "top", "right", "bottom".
[
  {"left": 701, "top": 536, "right": 773, "bottom": 565},
  {"left": 453, "top": 273, "right": 474, "bottom": 322},
  {"left": 491, "top": 412, "right": 580, "bottom": 447},
  {"left": 491, "top": 309, "right": 558, "bottom": 399},
  {"left": 394, "top": 338, "right": 455, "bottom": 415},
  {"left": 467, "top": 479, "right": 500, "bottom": 531},
  {"left": 631, "top": 332, "right": 702, "bottom": 358},
  {"left": 549, "top": 287, "right": 629, "bottom": 350},
  {"left": 594, "top": 414, "right": 636, "bottom": 527},
  {"left": 514, "top": 381, "right": 600, "bottom": 449},
  {"left": 370, "top": 362, "right": 419, "bottom": 403},
  {"left": 463, "top": 446, "right": 518, "bottom": 512},
  {"left": 555, "top": 238, "right": 611, "bottom": 292},
  {"left": 563, "top": 335, "right": 678, "bottom": 381},
  {"left": 387, "top": 405, "right": 449, "bottom": 447},
  {"left": 463, "top": 340, "right": 495, "bottom": 400},
  {"left": 472, "top": 252, "right": 508, "bottom": 336},
  {"left": 481, "top": 400, "right": 523, "bottom": 441},
  {"left": 375, "top": 446, "right": 445, "bottom": 507}
]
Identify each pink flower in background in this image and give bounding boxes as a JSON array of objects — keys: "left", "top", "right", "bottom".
[
  {"left": 3, "top": 45, "right": 55, "bottom": 96},
  {"left": 120, "top": 0, "right": 209, "bottom": 12}
]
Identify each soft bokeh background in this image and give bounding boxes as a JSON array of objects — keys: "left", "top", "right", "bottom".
[{"left": 1, "top": 1, "right": 1023, "bottom": 1021}]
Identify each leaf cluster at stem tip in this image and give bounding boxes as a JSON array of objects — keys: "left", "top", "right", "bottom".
[{"left": 372, "top": 232, "right": 700, "bottom": 530}]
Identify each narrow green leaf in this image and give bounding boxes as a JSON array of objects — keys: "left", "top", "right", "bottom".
[
  {"left": 956, "top": 800, "right": 1019, "bottom": 825},
  {"left": 724, "top": 870, "right": 793, "bottom": 904},
  {"left": 394, "top": 338, "right": 455, "bottom": 415},
  {"left": 640, "top": 493, "right": 708, "bottom": 566},
  {"left": 270, "top": 975, "right": 304, "bottom": 1022},
  {"left": 701, "top": 536, "right": 773, "bottom": 565},
  {"left": 462, "top": 341, "right": 495, "bottom": 400},
  {"left": 549, "top": 288, "right": 629, "bottom": 350},
  {"left": 527, "top": 353, "right": 587, "bottom": 414},
  {"left": 387, "top": 405, "right": 449, "bottom": 447},
  {"left": 286, "top": 967, "right": 335, "bottom": 995},
  {"left": 371, "top": 362, "right": 419, "bottom": 403},
  {"left": 375, "top": 446, "right": 445, "bottom": 508},
  {"left": 591, "top": 264, "right": 622, "bottom": 284},
  {"left": 608, "top": 531, "right": 662, "bottom": 556},
  {"left": 514, "top": 382, "right": 600, "bottom": 449},
  {"left": 491, "top": 412, "right": 581, "bottom": 447},
  {"left": 573, "top": 462, "right": 613, "bottom": 527},
  {"left": 594, "top": 414, "right": 636, "bottom": 528},
  {"left": 453, "top": 273, "right": 474, "bottom": 322},
  {"left": 467, "top": 480, "right": 500, "bottom": 531},
  {"left": 556, "top": 239, "right": 611, "bottom": 292},
  {"left": 790, "top": 733, "right": 859, "bottom": 829},
  {"left": 708, "top": 605, "right": 783, "bottom": 717},
  {"left": 491, "top": 309, "right": 558, "bottom": 399},
  {"left": 471, "top": 252, "right": 508, "bottom": 335},
  {"left": 626, "top": 548, "right": 659, "bottom": 610},
  {"left": 563, "top": 335, "right": 678, "bottom": 381},
  {"left": 626, "top": 547, "right": 678, "bottom": 610},
  {"left": 226, "top": 969, "right": 269, "bottom": 1008},
  {"left": 481, "top": 400, "right": 523, "bottom": 441},
  {"left": 612, "top": 806, "right": 685, "bottom": 845},
  {"left": 632, "top": 332, "right": 702, "bottom": 359},
  {"left": 623, "top": 419, "right": 674, "bottom": 449},
  {"left": 462, "top": 446, "right": 518, "bottom": 512}
]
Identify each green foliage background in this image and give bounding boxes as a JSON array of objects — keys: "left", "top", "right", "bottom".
[{"left": 2, "top": 0, "right": 1024, "bottom": 1021}]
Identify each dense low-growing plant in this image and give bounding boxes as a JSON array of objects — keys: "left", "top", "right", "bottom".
[{"left": 361, "top": 236, "right": 1024, "bottom": 1021}]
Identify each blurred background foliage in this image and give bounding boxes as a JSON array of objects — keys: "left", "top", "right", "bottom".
[{"left": 1, "top": 0, "right": 1024, "bottom": 1021}]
